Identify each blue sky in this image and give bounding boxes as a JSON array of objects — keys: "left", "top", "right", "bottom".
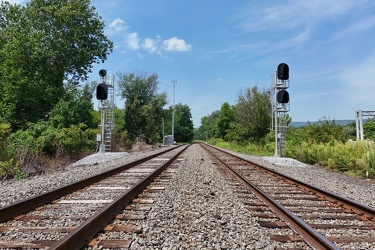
[{"left": 11, "top": 0, "right": 375, "bottom": 127}]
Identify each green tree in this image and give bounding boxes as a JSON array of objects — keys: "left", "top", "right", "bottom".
[
  {"left": 215, "top": 102, "right": 234, "bottom": 140},
  {"left": 118, "top": 71, "right": 167, "bottom": 144},
  {"left": 174, "top": 103, "right": 194, "bottom": 143},
  {"left": 286, "top": 117, "right": 348, "bottom": 147},
  {"left": 231, "top": 86, "right": 272, "bottom": 143},
  {"left": 364, "top": 118, "right": 375, "bottom": 141},
  {"left": 194, "top": 110, "right": 219, "bottom": 141},
  {"left": 304, "top": 117, "right": 348, "bottom": 144},
  {"left": 49, "top": 82, "right": 96, "bottom": 129},
  {"left": 0, "top": 0, "right": 113, "bottom": 129}
]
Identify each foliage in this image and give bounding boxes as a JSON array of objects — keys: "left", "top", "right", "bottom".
[
  {"left": 233, "top": 86, "right": 272, "bottom": 143},
  {"left": 194, "top": 111, "right": 220, "bottom": 141},
  {"left": 286, "top": 117, "right": 348, "bottom": 145},
  {"left": 173, "top": 103, "right": 194, "bottom": 142},
  {"left": 286, "top": 140, "right": 375, "bottom": 178},
  {"left": 195, "top": 85, "right": 271, "bottom": 145},
  {"left": 109, "top": 107, "right": 127, "bottom": 150},
  {"left": 7, "top": 122, "right": 96, "bottom": 158},
  {"left": 363, "top": 119, "right": 375, "bottom": 141},
  {"left": 215, "top": 102, "right": 234, "bottom": 139},
  {"left": 210, "top": 139, "right": 273, "bottom": 156},
  {"left": 0, "top": 0, "right": 113, "bottom": 129},
  {"left": 49, "top": 82, "right": 96, "bottom": 129},
  {"left": 0, "top": 119, "right": 11, "bottom": 160},
  {"left": 0, "top": 158, "right": 26, "bottom": 179},
  {"left": 117, "top": 71, "right": 167, "bottom": 144}
]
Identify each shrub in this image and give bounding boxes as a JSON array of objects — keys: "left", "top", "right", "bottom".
[
  {"left": 286, "top": 140, "right": 375, "bottom": 178},
  {"left": 0, "top": 159, "right": 28, "bottom": 179},
  {"left": 7, "top": 122, "right": 96, "bottom": 158}
]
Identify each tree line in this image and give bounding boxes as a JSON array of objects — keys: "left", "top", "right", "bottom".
[
  {"left": 194, "top": 86, "right": 272, "bottom": 145},
  {"left": 194, "top": 87, "right": 375, "bottom": 178},
  {"left": 1, "top": 0, "right": 373, "bottom": 179},
  {"left": 0, "top": 0, "right": 194, "bottom": 179}
]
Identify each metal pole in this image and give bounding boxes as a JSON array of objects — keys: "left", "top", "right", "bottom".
[
  {"left": 99, "top": 101, "right": 105, "bottom": 153},
  {"left": 162, "top": 117, "right": 165, "bottom": 145},
  {"left": 355, "top": 110, "right": 361, "bottom": 141},
  {"left": 171, "top": 80, "right": 177, "bottom": 143},
  {"left": 275, "top": 102, "right": 279, "bottom": 156},
  {"left": 359, "top": 111, "right": 364, "bottom": 140},
  {"left": 273, "top": 73, "right": 279, "bottom": 157}
]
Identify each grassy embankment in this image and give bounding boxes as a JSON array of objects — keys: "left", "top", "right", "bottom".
[{"left": 207, "top": 139, "right": 375, "bottom": 179}]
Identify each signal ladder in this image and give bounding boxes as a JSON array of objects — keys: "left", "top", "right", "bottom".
[
  {"left": 105, "top": 75, "right": 115, "bottom": 152},
  {"left": 98, "top": 75, "right": 115, "bottom": 152}
]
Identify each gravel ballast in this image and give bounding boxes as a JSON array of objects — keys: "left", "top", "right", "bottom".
[
  {"left": 0, "top": 148, "right": 169, "bottom": 207},
  {"left": 1, "top": 144, "right": 374, "bottom": 249}
]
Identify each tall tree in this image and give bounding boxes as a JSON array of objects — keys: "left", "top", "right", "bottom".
[
  {"left": 194, "top": 110, "right": 219, "bottom": 141},
  {"left": 174, "top": 103, "right": 194, "bottom": 143},
  {"left": 233, "top": 86, "right": 272, "bottom": 143},
  {"left": 0, "top": 0, "right": 113, "bottom": 129},
  {"left": 215, "top": 102, "right": 234, "bottom": 139},
  {"left": 118, "top": 71, "right": 167, "bottom": 144},
  {"left": 48, "top": 82, "right": 96, "bottom": 129}
]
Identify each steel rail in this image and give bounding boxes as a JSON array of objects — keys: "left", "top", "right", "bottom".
[
  {"left": 49, "top": 144, "right": 189, "bottom": 250},
  {"left": 201, "top": 143, "right": 340, "bottom": 250},
  {"left": 205, "top": 143, "right": 375, "bottom": 219},
  {"left": 0, "top": 145, "right": 181, "bottom": 223}
]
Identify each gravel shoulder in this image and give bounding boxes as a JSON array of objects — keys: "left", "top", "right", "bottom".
[
  {"left": 228, "top": 151, "right": 375, "bottom": 208},
  {"left": 0, "top": 147, "right": 171, "bottom": 207},
  {"left": 1, "top": 144, "right": 374, "bottom": 249},
  {"left": 1, "top": 145, "right": 374, "bottom": 209}
]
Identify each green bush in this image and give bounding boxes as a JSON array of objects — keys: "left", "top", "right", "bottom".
[
  {"left": 286, "top": 140, "right": 375, "bottom": 178},
  {"left": 0, "top": 158, "right": 28, "bottom": 179},
  {"left": 0, "top": 121, "right": 12, "bottom": 161},
  {"left": 7, "top": 122, "right": 96, "bottom": 158}
]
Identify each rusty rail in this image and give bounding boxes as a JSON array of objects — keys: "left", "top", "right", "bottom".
[
  {"left": 203, "top": 143, "right": 375, "bottom": 220},
  {"left": 49, "top": 144, "right": 188, "bottom": 250},
  {"left": 200, "top": 143, "right": 375, "bottom": 249},
  {"left": 0, "top": 145, "right": 181, "bottom": 223}
]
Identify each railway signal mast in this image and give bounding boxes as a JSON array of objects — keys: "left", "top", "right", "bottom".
[
  {"left": 272, "top": 63, "right": 290, "bottom": 157},
  {"left": 96, "top": 69, "right": 115, "bottom": 153}
]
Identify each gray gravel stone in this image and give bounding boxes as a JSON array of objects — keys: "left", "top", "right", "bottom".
[{"left": 1, "top": 144, "right": 374, "bottom": 249}]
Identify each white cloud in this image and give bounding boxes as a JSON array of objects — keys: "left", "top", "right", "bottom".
[
  {"left": 126, "top": 32, "right": 140, "bottom": 50},
  {"left": 163, "top": 37, "right": 192, "bottom": 52},
  {"left": 142, "top": 37, "right": 161, "bottom": 54},
  {"left": 108, "top": 18, "right": 128, "bottom": 34},
  {"left": 126, "top": 34, "right": 192, "bottom": 56}
]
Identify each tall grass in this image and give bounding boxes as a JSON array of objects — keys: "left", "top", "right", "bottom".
[
  {"left": 286, "top": 140, "right": 375, "bottom": 178},
  {"left": 207, "top": 138, "right": 375, "bottom": 179},
  {"left": 210, "top": 139, "right": 273, "bottom": 156}
]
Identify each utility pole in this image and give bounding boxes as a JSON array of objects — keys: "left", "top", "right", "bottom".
[
  {"left": 162, "top": 117, "right": 165, "bottom": 144},
  {"left": 171, "top": 80, "right": 177, "bottom": 143}
]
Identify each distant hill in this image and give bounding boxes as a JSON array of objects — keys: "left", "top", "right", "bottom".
[{"left": 290, "top": 120, "right": 356, "bottom": 127}]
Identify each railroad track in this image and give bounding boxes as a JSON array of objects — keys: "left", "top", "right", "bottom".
[
  {"left": 0, "top": 145, "right": 188, "bottom": 249},
  {"left": 201, "top": 143, "right": 375, "bottom": 249}
]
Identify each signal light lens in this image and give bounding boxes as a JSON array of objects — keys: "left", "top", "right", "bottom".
[
  {"left": 277, "top": 90, "right": 289, "bottom": 103},
  {"left": 277, "top": 63, "right": 289, "bottom": 80},
  {"left": 96, "top": 83, "right": 108, "bottom": 100},
  {"left": 99, "top": 69, "right": 107, "bottom": 77}
]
